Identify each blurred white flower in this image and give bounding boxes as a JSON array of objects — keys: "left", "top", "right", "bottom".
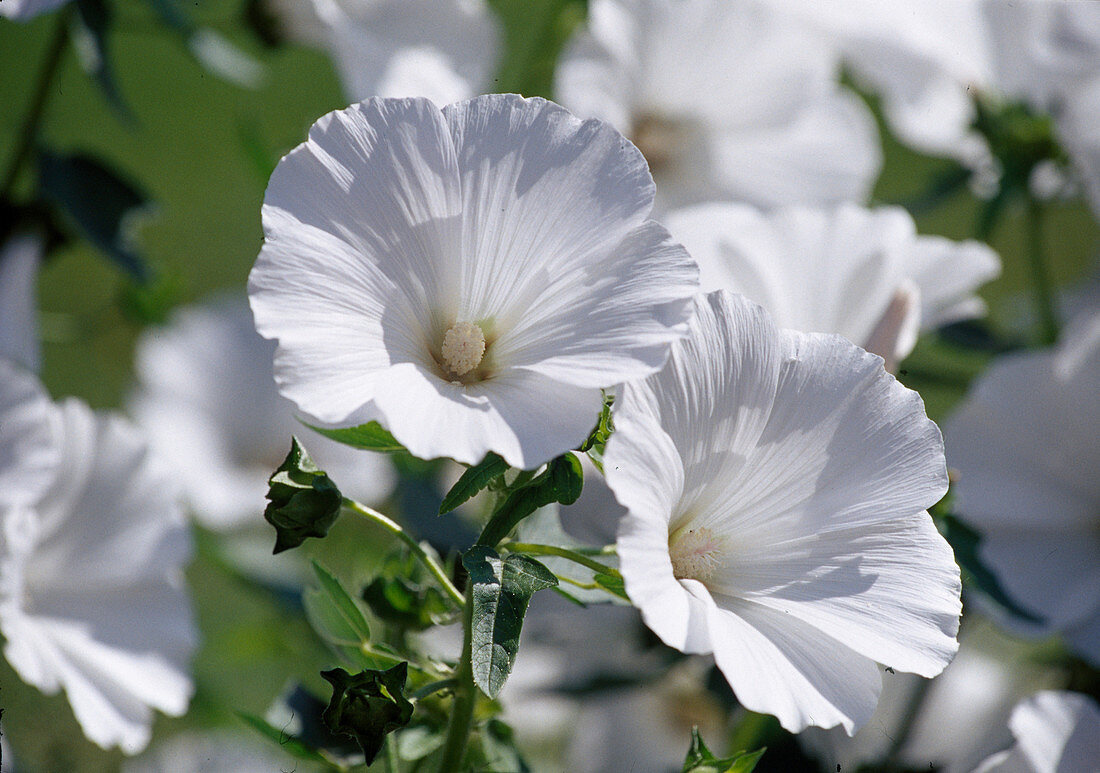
[
  {"left": 129, "top": 294, "right": 396, "bottom": 531},
  {"left": 276, "top": 0, "right": 498, "bottom": 105},
  {"left": 765, "top": 0, "right": 993, "bottom": 161},
  {"left": 0, "top": 364, "right": 195, "bottom": 754},
  {"left": 0, "top": 234, "right": 41, "bottom": 373},
  {"left": 0, "top": 0, "right": 70, "bottom": 21},
  {"left": 249, "top": 94, "right": 698, "bottom": 469},
  {"left": 945, "top": 305, "right": 1100, "bottom": 666},
  {"left": 555, "top": 0, "right": 881, "bottom": 210},
  {"left": 801, "top": 619, "right": 1063, "bottom": 773},
  {"left": 606, "top": 290, "right": 960, "bottom": 734},
  {"left": 974, "top": 691, "right": 1100, "bottom": 773},
  {"left": 665, "top": 202, "right": 1000, "bottom": 370}
]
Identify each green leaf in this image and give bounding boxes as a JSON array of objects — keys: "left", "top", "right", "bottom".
[
  {"left": 304, "top": 421, "right": 406, "bottom": 453},
  {"left": 236, "top": 711, "right": 331, "bottom": 764},
  {"left": 320, "top": 663, "right": 414, "bottom": 765},
  {"left": 476, "top": 453, "right": 584, "bottom": 547},
  {"left": 37, "top": 151, "right": 150, "bottom": 282},
  {"left": 462, "top": 547, "right": 558, "bottom": 698},
  {"left": 593, "top": 572, "right": 629, "bottom": 601},
  {"left": 477, "top": 718, "right": 531, "bottom": 772},
  {"left": 305, "top": 560, "right": 371, "bottom": 646},
  {"left": 938, "top": 513, "right": 1043, "bottom": 623},
  {"left": 360, "top": 549, "right": 454, "bottom": 630},
  {"left": 682, "top": 727, "right": 765, "bottom": 773},
  {"left": 439, "top": 452, "right": 509, "bottom": 515},
  {"left": 263, "top": 437, "right": 343, "bottom": 553}
]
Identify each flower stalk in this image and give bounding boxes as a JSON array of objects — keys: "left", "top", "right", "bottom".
[
  {"left": 504, "top": 541, "right": 621, "bottom": 578},
  {"left": 342, "top": 498, "right": 465, "bottom": 608},
  {"left": 1026, "top": 197, "right": 1060, "bottom": 347},
  {"left": 437, "top": 579, "right": 476, "bottom": 773}
]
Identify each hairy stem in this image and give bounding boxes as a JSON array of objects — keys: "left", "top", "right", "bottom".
[
  {"left": 437, "top": 580, "right": 476, "bottom": 772},
  {"left": 342, "top": 498, "right": 465, "bottom": 608}
]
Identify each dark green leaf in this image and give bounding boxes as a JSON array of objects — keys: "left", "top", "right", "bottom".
[
  {"left": 236, "top": 711, "right": 331, "bottom": 764},
  {"left": 37, "top": 152, "right": 150, "bottom": 282},
  {"left": 305, "top": 560, "right": 371, "bottom": 645},
  {"left": 462, "top": 547, "right": 558, "bottom": 698},
  {"left": 321, "top": 663, "right": 414, "bottom": 765},
  {"left": 476, "top": 453, "right": 584, "bottom": 547},
  {"left": 682, "top": 727, "right": 765, "bottom": 773},
  {"left": 477, "top": 718, "right": 531, "bottom": 772},
  {"left": 439, "top": 452, "right": 509, "bottom": 515},
  {"left": 304, "top": 421, "right": 406, "bottom": 453},
  {"left": 264, "top": 437, "right": 343, "bottom": 553},
  {"left": 938, "top": 513, "right": 1043, "bottom": 623},
  {"left": 73, "top": 0, "right": 133, "bottom": 122}
]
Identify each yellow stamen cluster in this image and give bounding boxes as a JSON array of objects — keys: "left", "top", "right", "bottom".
[{"left": 441, "top": 321, "right": 486, "bottom": 378}]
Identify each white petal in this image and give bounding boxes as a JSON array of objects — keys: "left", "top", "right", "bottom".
[
  {"left": 976, "top": 691, "right": 1100, "bottom": 773},
  {"left": 251, "top": 97, "right": 463, "bottom": 425},
  {"left": 709, "top": 87, "right": 882, "bottom": 207},
  {"left": 0, "top": 234, "right": 42, "bottom": 372},
  {"left": 704, "top": 592, "right": 883, "bottom": 734},
  {"left": 0, "top": 359, "right": 59, "bottom": 507},
  {"left": 371, "top": 362, "right": 603, "bottom": 469},
  {"left": 905, "top": 235, "right": 1001, "bottom": 329}
]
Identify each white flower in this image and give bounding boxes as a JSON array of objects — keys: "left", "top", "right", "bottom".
[
  {"left": 0, "top": 364, "right": 196, "bottom": 754},
  {"left": 0, "top": 360, "right": 57, "bottom": 507},
  {"left": 664, "top": 202, "right": 1000, "bottom": 370},
  {"left": 606, "top": 290, "right": 961, "bottom": 734},
  {"left": 0, "top": 0, "right": 70, "bottom": 21},
  {"left": 800, "top": 619, "right": 1063, "bottom": 773},
  {"left": 0, "top": 233, "right": 41, "bottom": 373},
  {"left": 945, "top": 305, "right": 1100, "bottom": 665},
  {"left": 129, "top": 294, "right": 396, "bottom": 530},
  {"left": 249, "top": 94, "right": 698, "bottom": 469},
  {"left": 764, "top": 0, "right": 993, "bottom": 161},
  {"left": 974, "top": 691, "right": 1100, "bottom": 773},
  {"left": 279, "top": 0, "right": 498, "bottom": 106},
  {"left": 554, "top": 0, "right": 881, "bottom": 210}
]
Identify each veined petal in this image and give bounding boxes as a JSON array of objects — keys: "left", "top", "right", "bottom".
[{"left": 704, "top": 592, "right": 883, "bottom": 735}]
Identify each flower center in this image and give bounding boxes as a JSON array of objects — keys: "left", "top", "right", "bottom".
[
  {"left": 440, "top": 321, "right": 486, "bottom": 378},
  {"left": 669, "top": 526, "right": 724, "bottom": 582}
]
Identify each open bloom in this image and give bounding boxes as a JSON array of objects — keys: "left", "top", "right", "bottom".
[
  {"left": 0, "top": 363, "right": 195, "bottom": 753},
  {"left": 555, "top": 0, "right": 881, "bottom": 210},
  {"left": 945, "top": 304, "right": 1100, "bottom": 665},
  {"left": 664, "top": 202, "right": 1000, "bottom": 369},
  {"left": 974, "top": 691, "right": 1100, "bottom": 773},
  {"left": 249, "top": 94, "right": 698, "bottom": 469},
  {"left": 130, "top": 295, "right": 395, "bottom": 530},
  {"left": 607, "top": 290, "right": 961, "bottom": 734}
]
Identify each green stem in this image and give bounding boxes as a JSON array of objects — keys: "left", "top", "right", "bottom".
[
  {"left": 504, "top": 541, "right": 621, "bottom": 577},
  {"left": 384, "top": 734, "right": 399, "bottom": 773},
  {"left": 437, "top": 580, "right": 476, "bottom": 773},
  {"left": 410, "top": 678, "right": 457, "bottom": 702},
  {"left": 1, "top": 9, "right": 70, "bottom": 200},
  {"left": 342, "top": 498, "right": 465, "bottom": 608},
  {"left": 1026, "top": 198, "right": 1060, "bottom": 346}
]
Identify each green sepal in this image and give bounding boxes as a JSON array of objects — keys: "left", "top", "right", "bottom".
[
  {"left": 304, "top": 421, "right": 406, "bottom": 453},
  {"left": 682, "top": 727, "right": 765, "bottom": 773},
  {"left": 439, "top": 452, "right": 509, "bottom": 515},
  {"left": 263, "top": 437, "right": 343, "bottom": 553},
  {"left": 476, "top": 453, "right": 584, "bottom": 547},
  {"left": 462, "top": 547, "right": 558, "bottom": 698},
  {"left": 320, "top": 663, "right": 414, "bottom": 765}
]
